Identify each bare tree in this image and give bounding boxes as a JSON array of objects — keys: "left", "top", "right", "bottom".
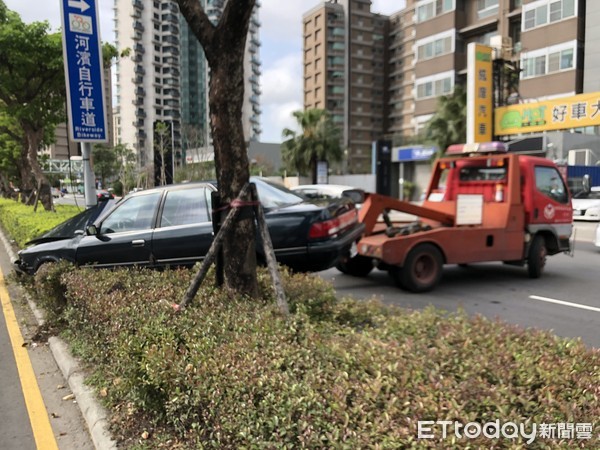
[
  {"left": 154, "top": 121, "right": 170, "bottom": 186},
  {"left": 176, "top": 0, "right": 258, "bottom": 297}
]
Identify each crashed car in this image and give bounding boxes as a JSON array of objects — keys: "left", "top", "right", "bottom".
[
  {"left": 14, "top": 178, "right": 364, "bottom": 275},
  {"left": 14, "top": 199, "right": 116, "bottom": 274}
]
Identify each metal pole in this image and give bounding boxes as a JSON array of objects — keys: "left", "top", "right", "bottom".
[
  {"left": 399, "top": 163, "right": 405, "bottom": 201},
  {"left": 82, "top": 142, "right": 97, "bottom": 209}
]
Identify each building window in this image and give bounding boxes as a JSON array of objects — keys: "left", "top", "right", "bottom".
[
  {"left": 523, "top": 0, "right": 575, "bottom": 31},
  {"left": 521, "top": 41, "right": 576, "bottom": 79},
  {"left": 416, "top": 31, "right": 455, "bottom": 61},
  {"left": 415, "top": 71, "right": 454, "bottom": 99},
  {"left": 416, "top": 0, "right": 455, "bottom": 23},
  {"left": 477, "top": 0, "right": 499, "bottom": 19}
]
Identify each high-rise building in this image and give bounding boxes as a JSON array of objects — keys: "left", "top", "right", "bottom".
[
  {"left": 114, "top": 0, "right": 261, "bottom": 182},
  {"left": 303, "top": 0, "right": 388, "bottom": 174},
  {"left": 303, "top": 0, "right": 587, "bottom": 172}
]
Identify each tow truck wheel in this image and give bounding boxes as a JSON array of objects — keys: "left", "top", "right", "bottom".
[
  {"left": 527, "top": 235, "right": 547, "bottom": 279},
  {"left": 336, "top": 255, "right": 373, "bottom": 277},
  {"left": 393, "top": 243, "right": 443, "bottom": 292}
]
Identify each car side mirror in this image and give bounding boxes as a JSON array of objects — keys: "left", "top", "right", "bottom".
[
  {"left": 582, "top": 174, "right": 591, "bottom": 194},
  {"left": 86, "top": 224, "right": 99, "bottom": 236}
]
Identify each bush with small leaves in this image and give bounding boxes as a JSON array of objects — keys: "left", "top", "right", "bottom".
[{"left": 52, "top": 267, "right": 600, "bottom": 449}]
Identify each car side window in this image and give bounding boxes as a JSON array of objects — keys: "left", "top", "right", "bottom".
[
  {"left": 101, "top": 193, "right": 161, "bottom": 234},
  {"left": 160, "top": 188, "right": 209, "bottom": 227},
  {"left": 535, "top": 166, "right": 569, "bottom": 204}
]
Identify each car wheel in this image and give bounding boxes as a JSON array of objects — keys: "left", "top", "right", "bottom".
[
  {"left": 336, "top": 254, "right": 373, "bottom": 277},
  {"left": 396, "top": 243, "right": 443, "bottom": 292},
  {"left": 527, "top": 235, "right": 547, "bottom": 279}
]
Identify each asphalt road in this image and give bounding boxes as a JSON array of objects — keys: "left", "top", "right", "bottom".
[
  {"left": 0, "top": 237, "right": 94, "bottom": 449},
  {"left": 320, "top": 222, "right": 600, "bottom": 348}
]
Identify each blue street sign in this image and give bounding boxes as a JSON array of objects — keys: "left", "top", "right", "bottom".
[
  {"left": 60, "top": 0, "right": 107, "bottom": 142},
  {"left": 392, "top": 146, "right": 437, "bottom": 162}
]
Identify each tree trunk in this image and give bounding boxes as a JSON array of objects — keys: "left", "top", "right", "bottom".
[
  {"left": 208, "top": 43, "right": 258, "bottom": 297},
  {"left": 18, "top": 138, "right": 34, "bottom": 203},
  {"left": 22, "top": 123, "right": 53, "bottom": 211}
]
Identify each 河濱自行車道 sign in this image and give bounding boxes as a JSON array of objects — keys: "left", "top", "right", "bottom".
[{"left": 60, "top": 0, "right": 107, "bottom": 143}]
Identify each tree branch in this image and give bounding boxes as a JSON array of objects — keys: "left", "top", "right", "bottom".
[{"left": 175, "top": 0, "right": 217, "bottom": 63}]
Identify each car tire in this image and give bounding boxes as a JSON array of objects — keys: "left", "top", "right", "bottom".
[
  {"left": 336, "top": 254, "right": 373, "bottom": 277},
  {"left": 527, "top": 235, "right": 547, "bottom": 279},
  {"left": 394, "top": 243, "right": 443, "bottom": 292}
]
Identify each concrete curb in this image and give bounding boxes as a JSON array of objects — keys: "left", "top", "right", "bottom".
[{"left": 0, "top": 225, "right": 117, "bottom": 450}]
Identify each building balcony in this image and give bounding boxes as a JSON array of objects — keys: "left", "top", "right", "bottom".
[
  {"left": 163, "top": 13, "right": 179, "bottom": 24},
  {"left": 250, "top": 35, "right": 261, "bottom": 47},
  {"left": 133, "top": 21, "right": 144, "bottom": 32}
]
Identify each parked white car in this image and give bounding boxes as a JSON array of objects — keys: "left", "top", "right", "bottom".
[
  {"left": 572, "top": 186, "right": 600, "bottom": 221},
  {"left": 291, "top": 184, "right": 365, "bottom": 206}
]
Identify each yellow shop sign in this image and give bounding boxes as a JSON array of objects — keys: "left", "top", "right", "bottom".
[{"left": 494, "top": 92, "right": 600, "bottom": 136}]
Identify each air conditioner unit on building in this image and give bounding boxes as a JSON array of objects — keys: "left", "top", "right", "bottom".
[
  {"left": 567, "top": 149, "right": 593, "bottom": 166},
  {"left": 490, "top": 35, "right": 513, "bottom": 59}
]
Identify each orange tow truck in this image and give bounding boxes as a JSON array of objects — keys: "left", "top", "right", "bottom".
[{"left": 338, "top": 142, "right": 573, "bottom": 292}]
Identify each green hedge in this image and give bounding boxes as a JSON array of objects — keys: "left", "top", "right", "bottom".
[
  {"left": 0, "top": 198, "right": 81, "bottom": 247},
  {"left": 37, "top": 266, "right": 599, "bottom": 449}
]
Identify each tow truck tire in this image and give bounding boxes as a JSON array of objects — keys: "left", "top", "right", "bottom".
[
  {"left": 336, "top": 255, "right": 373, "bottom": 277},
  {"left": 394, "top": 243, "right": 443, "bottom": 292},
  {"left": 527, "top": 235, "right": 547, "bottom": 279}
]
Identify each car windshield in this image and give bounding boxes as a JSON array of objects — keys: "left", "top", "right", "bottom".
[
  {"left": 573, "top": 190, "right": 600, "bottom": 199},
  {"left": 254, "top": 179, "right": 304, "bottom": 209}
]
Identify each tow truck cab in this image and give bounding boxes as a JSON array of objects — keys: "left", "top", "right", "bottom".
[{"left": 344, "top": 142, "right": 573, "bottom": 292}]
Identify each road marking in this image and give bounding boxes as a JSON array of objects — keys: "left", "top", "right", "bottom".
[
  {"left": 529, "top": 295, "right": 600, "bottom": 313},
  {"left": 0, "top": 268, "right": 59, "bottom": 450}
]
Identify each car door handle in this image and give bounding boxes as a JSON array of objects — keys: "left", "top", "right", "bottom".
[{"left": 131, "top": 239, "right": 145, "bottom": 247}]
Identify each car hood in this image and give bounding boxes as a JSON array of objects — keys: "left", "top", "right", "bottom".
[
  {"left": 25, "top": 200, "right": 116, "bottom": 245},
  {"left": 26, "top": 235, "right": 80, "bottom": 245}
]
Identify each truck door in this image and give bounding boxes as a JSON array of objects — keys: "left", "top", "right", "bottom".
[{"left": 530, "top": 165, "right": 572, "bottom": 225}]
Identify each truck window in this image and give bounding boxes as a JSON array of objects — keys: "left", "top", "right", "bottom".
[
  {"left": 459, "top": 166, "right": 506, "bottom": 182},
  {"left": 535, "top": 166, "right": 569, "bottom": 204}
]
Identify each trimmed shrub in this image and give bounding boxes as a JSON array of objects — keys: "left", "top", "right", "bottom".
[
  {"left": 33, "top": 260, "right": 74, "bottom": 323},
  {"left": 0, "top": 198, "right": 81, "bottom": 247},
  {"left": 53, "top": 267, "right": 599, "bottom": 449}
]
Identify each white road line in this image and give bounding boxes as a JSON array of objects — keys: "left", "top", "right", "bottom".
[{"left": 529, "top": 295, "right": 600, "bottom": 313}]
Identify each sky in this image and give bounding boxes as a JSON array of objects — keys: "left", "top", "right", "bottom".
[{"left": 5, "top": 0, "right": 404, "bottom": 143}]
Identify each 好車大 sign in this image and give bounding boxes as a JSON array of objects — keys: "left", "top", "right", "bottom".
[
  {"left": 60, "top": 0, "right": 107, "bottom": 142},
  {"left": 495, "top": 92, "right": 600, "bottom": 136}
]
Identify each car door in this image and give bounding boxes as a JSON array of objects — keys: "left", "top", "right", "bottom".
[
  {"left": 76, "top": 192, "right": 162, "bottom": 267},
  {"left": 151, "top": 186, "right": 214, "bottom": 267}
]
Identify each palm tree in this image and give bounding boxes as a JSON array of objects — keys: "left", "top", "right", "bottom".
[
  {"left": 282, "top": 109, "right": 343, "bottom": 183},
  {"left": 425, "top": 85, "right": 467, "bottom": 156}
]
